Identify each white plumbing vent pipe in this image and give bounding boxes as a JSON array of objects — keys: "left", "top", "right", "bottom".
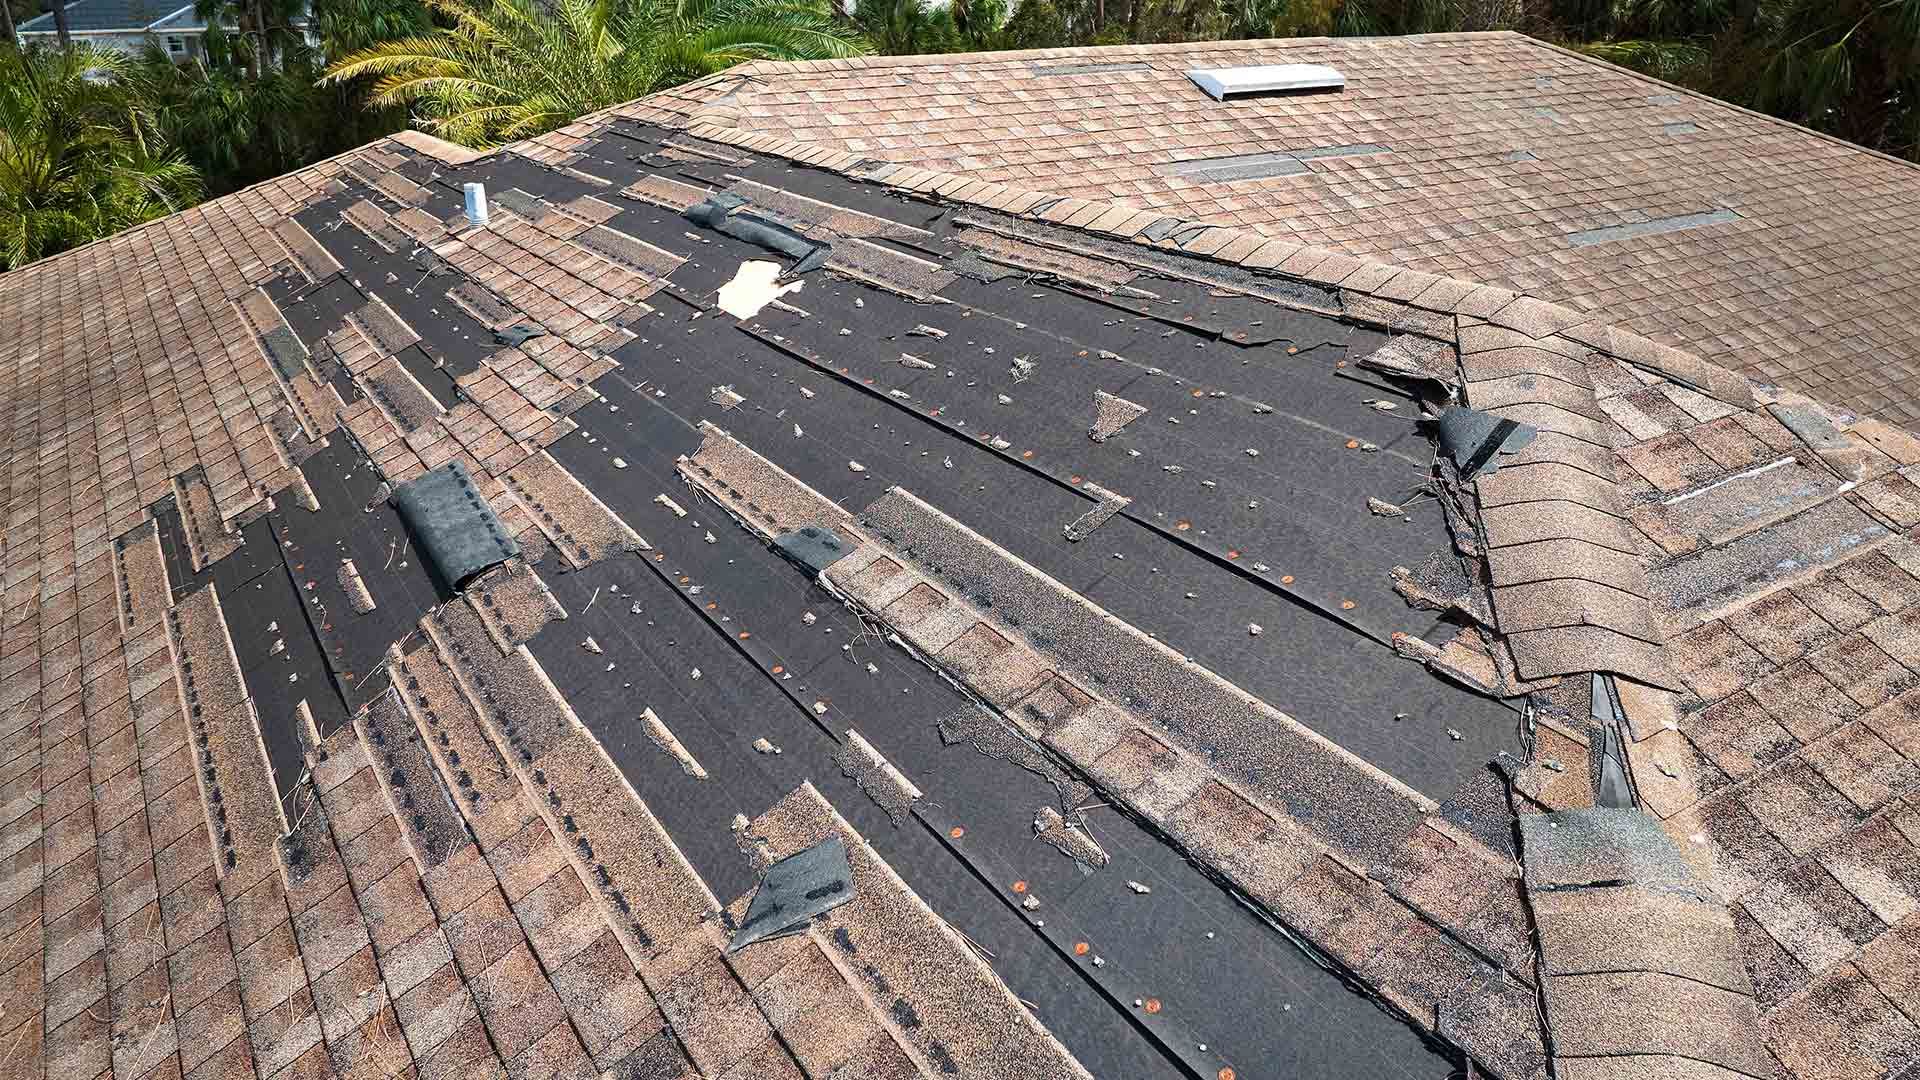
[{"left": 463, "top": 182, "right": 490, "bottom": 228}]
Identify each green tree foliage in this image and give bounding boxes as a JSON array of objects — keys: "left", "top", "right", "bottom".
[
  {"left": 195, "top": 0, "right": 310, "bottom": 76},
  {"left": 131, "top": 49, "right": 345, "bottom": 194},
  {"left": 1742, "top": 0, "right": 1920, "bottom": 155},
  {"left": 995, "top": 0, "right": 1067, "bottom": 46},
  {"left": 950, "top": 0, "right": 1008, "bottom": 47},
  {"left": 853, "top": 0, "right": 956, "bottom": 52},
  {"left": 0, "top": 43, "right": 200, "bottom": 269},
  {"left": 322, "top": 0, "right": 867, "bottom": 146},
  {"left": 1529, "top": 0, "right": 1920, "bottom": 159},
  {"left": 315, "top": 0, "right": 432, "bottom": 57}
]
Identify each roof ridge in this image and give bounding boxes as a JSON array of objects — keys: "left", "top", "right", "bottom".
[
  {"left": 725, "top": 30, "right": 1523, "bottom": 74},
  {"left": 714, "top": 32, "right": 1920, "bottom": 185},
  {"left": 141, "top": 2, "right": 198, "bottom": 30}
]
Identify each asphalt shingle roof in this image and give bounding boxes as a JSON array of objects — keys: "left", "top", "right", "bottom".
[{"left": 1, "top": 57, "right": 1918, "bottom": 1080}]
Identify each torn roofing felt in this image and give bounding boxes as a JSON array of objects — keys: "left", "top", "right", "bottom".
[
  {"left": 1436, "top": 405, "right": 1537, "bottom": 478},
  {"left": 684, "top": 192, "right": 830, "bottom": 276},
  {"left": 772, "top": 525, "right": 852, "bottom": 575},
  {"left": 389, "top": 460, "right": 518, "bottom": 587},
  {"left": 1588, "top": 674, "right": 1636, "bottom": 809},
  {"left": 493, "top": 323, "right": 545, "bottom": 347},
  {"left": 728, "top": 835, "right": 856, "bottom": 952}
]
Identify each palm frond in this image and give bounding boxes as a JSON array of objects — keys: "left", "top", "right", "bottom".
[{"left": 322, "top": 0, "right": 868, "bottom": 146}]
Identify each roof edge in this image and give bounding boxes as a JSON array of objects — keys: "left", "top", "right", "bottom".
[
  {"left": 141, "top": 3, "right": 197, "bottom": 30},
  {"left": 0, "top": 130, "right": 459, "bottom": 283},
  {"left": 387, "top": 127, "right": 488, "bottom": 165},
  {"left": 722, "top": 30, "right": 1524, "bottom": 75}
]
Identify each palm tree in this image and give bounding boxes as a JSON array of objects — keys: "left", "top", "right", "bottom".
[
  {"left": 130, "top": 47, "right": 323, "bottom": 193},
  {"left": 313, "top": 0, "right": 430, "bottom": 59},
  {"left": 49, "top": 0, "right": 72, "bottom": 47},
  {"left": 1742, "top": 0, "right": 1920, "bottom": 156},
  {"left": 195, "top": 0, "right": 311, "bottom": 76},
  {"left": 322, "top": 0, "right": 867, "bottom": 148},
  {"left": 852, "top": 0, "right": 952, "bottom": 53},
  {"left": 0, "top": 44, "right": 201, "bottom": 270}
]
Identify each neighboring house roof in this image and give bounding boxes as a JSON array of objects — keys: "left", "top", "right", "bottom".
[
  {"left": 142, "top": 5, "right": 210, "bottom": 32},
  {"left": 639, "top": 33, "right": 1920, "bottom": 431},
  {"left": 18, "top": 0, "right": 197, "bottom": 33},
  {"left": 2, "top": 64, "right": 1920, "bottom": 1080}
]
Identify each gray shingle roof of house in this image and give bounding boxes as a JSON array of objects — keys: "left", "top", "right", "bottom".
[{"left": 18, "top": 0, "right": 195, "bottom": 33}]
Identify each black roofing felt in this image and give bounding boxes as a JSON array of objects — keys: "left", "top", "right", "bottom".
[
  {"left": 233, "top": 122, "right": 1530, "bottom": 1079},
  {"left": 586, "top": 238, "right": 1512, "bottom": 802},
  {"left": 150, "top": 488, "right": 349, "bottom": 802},
  {"left": 276, "top": 438, "right": 454, "bottom": 714},
  {"left": 532, "top": 397, "right": 1445, "bottom": 1078}
]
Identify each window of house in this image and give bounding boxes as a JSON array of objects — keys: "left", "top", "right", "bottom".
[{"left": 166, "top": 35, "right": 185, "bottom": 53}]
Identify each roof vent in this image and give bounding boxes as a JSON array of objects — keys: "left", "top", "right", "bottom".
[
  {"left": 462, "top": 182, "right": 489, "bottom": 228},
  {"left": 1186, "top": 64, "right": 1344, "bottom": 101}
]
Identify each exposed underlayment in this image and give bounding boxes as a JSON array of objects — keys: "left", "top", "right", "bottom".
[
  {"left": 1028, "top": 59, "right": 1156, "bottom": 76},
  {"left": 1565, "top": 207, "right": 1743, "bottom": 248},
  {"left": 7, "top": 90, "right": 1920, "bottom": 1080},
  {"left": 1157, "top": 144, "right": 1392, "bottom": 183}
]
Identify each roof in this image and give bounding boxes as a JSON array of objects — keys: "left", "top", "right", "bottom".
[
  {"left": 2, "top": 71, "right": 1919, "bottom": 1080},
  {"left": 142, "top": 5, "right": 209, "bottom": 32},
  {"left": 18, "top": 0, "right": 197, "bottom": 33},
  {"left": 639, "top": 33, "right": 1920, "bottom": 431}
]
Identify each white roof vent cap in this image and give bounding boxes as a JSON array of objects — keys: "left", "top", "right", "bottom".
[
  {"left": 463, "top": 182, "right": 490, "bottom": 228},
  {"left": 1186, "top": 64, "right": 1345, "bottom": 101}
]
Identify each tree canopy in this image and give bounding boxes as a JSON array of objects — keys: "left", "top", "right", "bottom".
[
  {"left": 321, "top": 0, "right": 867, "bottom": 146},
  {"left": 0, "top": 43, "right": 200, "bottom": 270}
]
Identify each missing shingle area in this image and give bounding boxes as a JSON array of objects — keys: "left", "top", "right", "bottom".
[
  {"left": 1029, "top": 60, "right": 1154, "bottom": 76},
  {"left": 1566, "top": 208, "right": 1740, "bottom": 248},
  {"left": 1158, "top": 144, "right": 1391, "bottom": 183},
  {"left": 953, "top": 209, "right": 1342, "bottom": 312},
  {"left": 492, "top": 187, "right": 549, "bottom": 220}
]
